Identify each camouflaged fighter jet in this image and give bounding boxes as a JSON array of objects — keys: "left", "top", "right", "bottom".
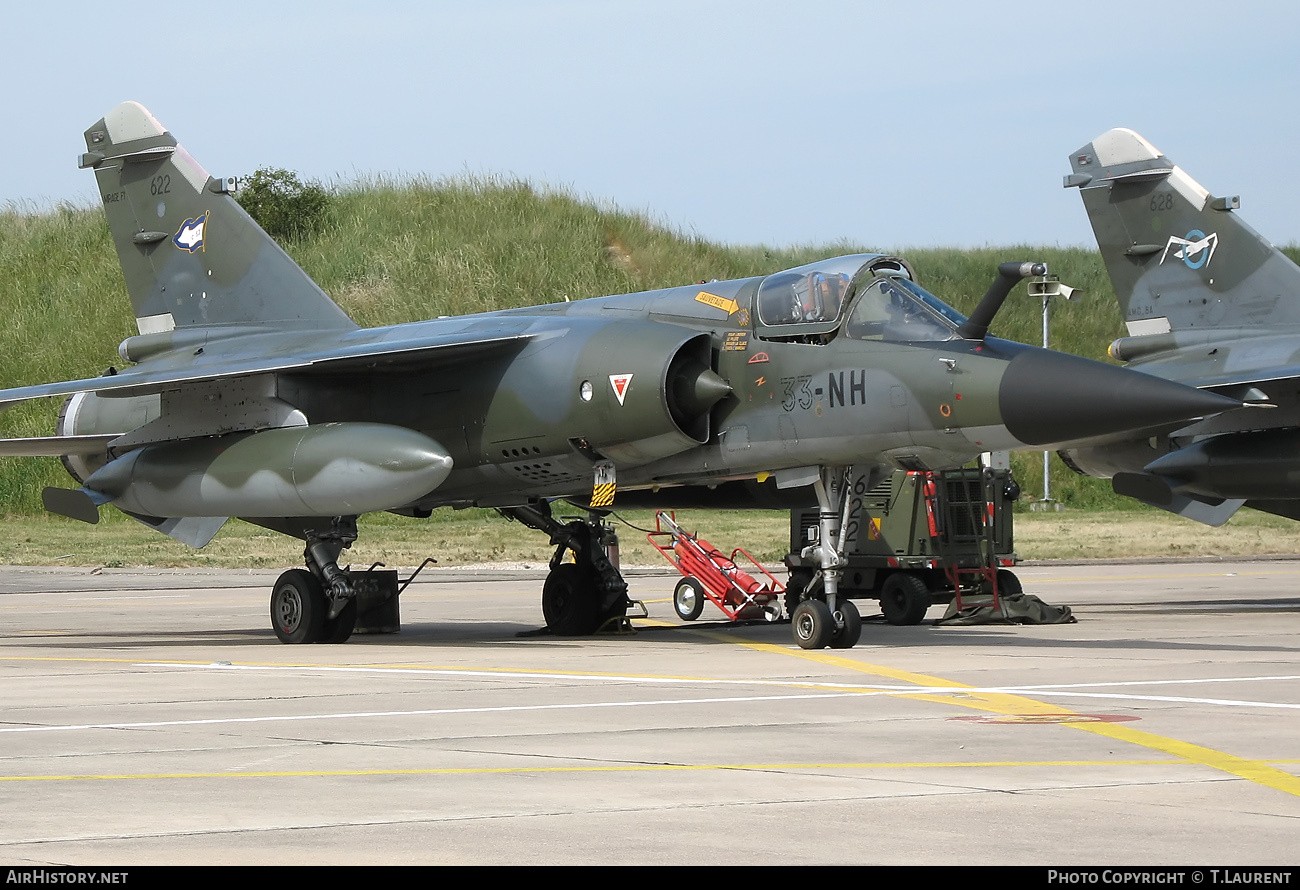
[
  {"left": 1062, "top": 129, "right": 1300, "bottom": 527},
  {"left": 0, "top": 103, "right": 1241, "bottom": 650}
]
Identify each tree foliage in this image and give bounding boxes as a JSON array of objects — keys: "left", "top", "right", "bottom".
[{"left": 235, "top": 167, "right": 332, "bottom": 242}]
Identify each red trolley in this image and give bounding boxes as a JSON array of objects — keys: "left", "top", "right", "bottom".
[{"left": 647, "top": 511, "right": 785, "bottom": 622}]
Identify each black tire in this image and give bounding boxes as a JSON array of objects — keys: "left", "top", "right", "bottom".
[
  {"left": 996, "top": 569, "right": 1023, "bottom": 599},
  {"left": 542, "top": 563, "right": 600, "bottom": 635},
  {"left": 673, "top": 577, "right": 707, "bottom": 621},
  {"left": 271, "top": 569, "right": 327, "bottom": 644},
  {"left": 320, "top": 597, "right": 358, "bottom": 644},
  {"left": 784, "top": 568, "right": 815, "bottom": 618},
  {"left": 879, "top": 572, "right": 930, "bottom": 626},
  {"left": 791, "top": 599, "right": 834, "bottom": 650},
  {"left": 830, "top": 598, "right": 862, "bottom": 649}
]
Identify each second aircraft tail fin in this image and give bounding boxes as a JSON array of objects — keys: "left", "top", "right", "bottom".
[{"left": 1065, "top": 128, "right": 1300, "bottom": 336}]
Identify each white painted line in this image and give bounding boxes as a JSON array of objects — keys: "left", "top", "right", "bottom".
[
  {"left": 146, "top": 661, "right": 889, "bottom": 686},
  {"left": 973, "top": 690, "right": 1300, "bottom": 710},
  {"left": 997, "top": 676, "right": 1300, "bottom": 691},
  {"left": 4, "top": 663, "right": 1296, "bottom": 736},
  {"left": 78, "top": 595, "right": 191, "bottom": 600},
  {"left": 0, "top": 591, "right": 195, "bottom": 599},
  {"left": 4, "top": 684, "right": 1293, "bottom": 739},
  {"left": 140, "top": 662, "right": 1300, "bottom": 698},
  {"left": 0, "top": 692, "right": 863, "bottom": 734},
  {"left": 135, "top": 662, "right": 1300, "bottom": 711}
]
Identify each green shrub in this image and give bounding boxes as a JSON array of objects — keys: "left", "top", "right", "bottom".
[{"left": 235, "top": 167, "right": 332, "bottom": 242}]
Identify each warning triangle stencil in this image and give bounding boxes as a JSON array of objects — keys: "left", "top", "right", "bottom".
[{"left": 609, "top": 373, "right": 633, "bottom": 405}]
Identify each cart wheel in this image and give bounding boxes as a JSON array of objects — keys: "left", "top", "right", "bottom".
[
  {"left": 830, "top": 598, "right": 862, "bottom": 649},
  {"left": 791, "top": 599, "right": 834, "bottom": 650},
  {"left": 996, "top": 569, "right": 1023, "bottom": 598},
  {"left": 879, "top": 572, "right": 930, "bottom": 626},
  {"left": 784, "top": 568, "right": 814, "bottom": 617},
  {"left": 673, "top": 577, "right": 706, "bottom": 621}
]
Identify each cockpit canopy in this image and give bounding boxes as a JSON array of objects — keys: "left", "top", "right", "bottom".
[
  {"left": 755, "top": 254, "right": 967, "bottom": 343},
  {"left": 843, "top": 277, "right": 967, "bottom": 343}
]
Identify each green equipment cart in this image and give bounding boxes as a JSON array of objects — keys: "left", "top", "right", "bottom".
[{"left": 785, "top": 467, "right": 1021, "bottom": 625}]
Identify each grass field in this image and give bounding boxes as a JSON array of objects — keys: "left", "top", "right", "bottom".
[
  {"left": 5, "top": 176, "right": 1300, "bottom": 551},
  {"left": 0, "top": 177, "right": 1211, "bottom": 514},
  {"left": 0, "top": 506, "right": 1294, "bottom": 569}
]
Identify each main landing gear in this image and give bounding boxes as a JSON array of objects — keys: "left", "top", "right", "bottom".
[
  {"left": 783, "top": 466, "right": 863, "bottom": 650},
  {"left": 501, "top": 501, "right": 641, "bottom": 635},
  {"left": 269, "top": 516, "right": 408, "bottom": 644}
]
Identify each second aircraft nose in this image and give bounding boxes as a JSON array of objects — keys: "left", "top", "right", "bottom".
[{"left": 997, "top": 348, "right": 1242, "bottom": 447}]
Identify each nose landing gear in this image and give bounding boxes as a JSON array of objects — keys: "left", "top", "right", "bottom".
[{"left": 785, "top": 466, "right": 863, "bottom": 650}]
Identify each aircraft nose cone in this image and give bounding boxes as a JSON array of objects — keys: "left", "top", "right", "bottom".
[{"left": 998, "top": 349, "right": 1241, "bottom": 446}]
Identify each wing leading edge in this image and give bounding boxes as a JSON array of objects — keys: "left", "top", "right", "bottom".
[{"left": 0, "top": 330, "right": 535, "bottom": 415}]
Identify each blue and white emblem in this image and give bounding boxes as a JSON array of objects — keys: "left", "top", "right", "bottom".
[
  {"left": 173, "top": 211, "right": 209, "bottom": 253},
  {"left": 1159, "top": 229, "right": 1217, "bottom": 270}
]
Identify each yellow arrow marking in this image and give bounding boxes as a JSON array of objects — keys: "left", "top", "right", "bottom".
[{"left": 694, "top": 291, "right": 739, "bottom": 315}]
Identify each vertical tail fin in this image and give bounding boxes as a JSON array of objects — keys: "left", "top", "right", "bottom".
[
  {"left": 81, "top": 102, "right": 356, "bottom": 335},
  {"left": 1065, "top": 128, "right": 1300, "bottom": 334}
]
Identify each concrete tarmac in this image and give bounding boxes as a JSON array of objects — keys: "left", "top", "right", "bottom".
[{"left": 0, "top": 560, "right": 1297, "bottom": 866}]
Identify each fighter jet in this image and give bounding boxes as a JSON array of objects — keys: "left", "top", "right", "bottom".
[
  {"left": 0, "top": 103, "right": 1240, "bottom": 649},
  {"left": 1062, "top": 128, "right": 1300, "bottom": 526}
]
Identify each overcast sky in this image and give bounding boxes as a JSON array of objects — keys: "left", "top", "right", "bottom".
[{"left": 4, "top": 1, "right": 1297, "bottom": 250}]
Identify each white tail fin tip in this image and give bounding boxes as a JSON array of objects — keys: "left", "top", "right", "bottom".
[
  {"left": 1092, "top": 128, "right": 1162, "bottom": 166},
  {"left": 103, "top": 101, "right": 167, "bottom": 143}
]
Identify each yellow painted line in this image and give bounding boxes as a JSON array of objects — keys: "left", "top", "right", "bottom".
[
  {"left": 1064, "top": 721, "right": 1300, "bottom": 791},
  {"left": 0, "top": 655, "right": 235, "bottom": 666},
  {"left": 6, "top": 633, "right": 1298, "bottom": 796},
  {"left": 665, "top": 622, "right": 1300, "bottom": 798}
]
